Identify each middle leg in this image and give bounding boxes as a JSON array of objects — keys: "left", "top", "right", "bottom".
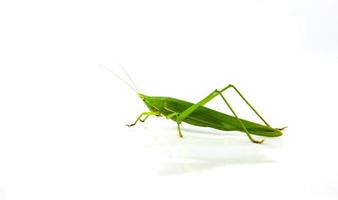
[{"left": 165, "top": 112, "right": 183, "bottom": 138}]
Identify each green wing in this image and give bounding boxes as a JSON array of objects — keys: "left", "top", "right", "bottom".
[{"left": 163, "top": 97, "right": 282, "bottom": 137}]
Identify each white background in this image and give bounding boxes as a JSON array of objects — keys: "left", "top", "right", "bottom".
[{"left": 0, "top": 0, "right": 338, "bottom": 199}]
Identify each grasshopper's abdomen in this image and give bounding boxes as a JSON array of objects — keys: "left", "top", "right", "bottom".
[{"left": 156, "top": 97, "right": 282, "bottom": 137}]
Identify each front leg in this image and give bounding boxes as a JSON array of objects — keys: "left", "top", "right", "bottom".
[{"left": 126, "top": 111, "right": 160, "bottom": 127}]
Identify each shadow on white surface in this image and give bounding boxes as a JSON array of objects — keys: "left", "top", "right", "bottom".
[
  {"left": 0, "top": 187, "right": 6, "bottom": 200},
  {"left": 144, "top": 126, "right": 282, "bottom": 175}
]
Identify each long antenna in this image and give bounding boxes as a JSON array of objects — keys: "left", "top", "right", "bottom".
[
  {"left": 117, "top": 61, "right": 139, "bottom": 93},
  {"left": 100, "top": 64, "right": 137, "bottom": 93}
]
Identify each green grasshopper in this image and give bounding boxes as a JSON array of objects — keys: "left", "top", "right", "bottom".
[{"left": 109, "top": 65, "right": 284, "bottom": 144}]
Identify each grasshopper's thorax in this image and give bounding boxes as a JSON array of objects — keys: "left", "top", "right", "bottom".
[{"left": 138, "top": 93, "right": 163, "bottom": 112}]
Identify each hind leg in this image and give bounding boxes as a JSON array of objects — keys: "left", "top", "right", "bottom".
[{"left": 176, "top": 84, "right": 264, "bottom": 144}]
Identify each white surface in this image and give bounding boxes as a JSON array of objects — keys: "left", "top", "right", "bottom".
[{"left": 1, "top": 0, "right": 338, "bottom": 199}]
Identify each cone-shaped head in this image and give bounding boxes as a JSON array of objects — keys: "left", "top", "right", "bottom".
[{"left": 138, "top": 93, "right": 163, "bottom": 113}]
